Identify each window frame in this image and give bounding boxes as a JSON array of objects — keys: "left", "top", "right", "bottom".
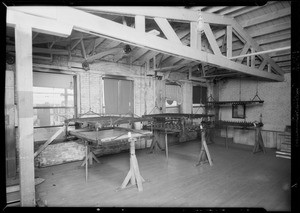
[
  {"left": 232, "top": 104, "right": 246, "bottom": 119},
  {"left": 32, "top": 73, "right": 77, "bottom": 128}
]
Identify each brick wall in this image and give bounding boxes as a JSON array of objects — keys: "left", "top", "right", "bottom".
[{"left": 207, "top": 73, "right": 291, "bottom": 148}]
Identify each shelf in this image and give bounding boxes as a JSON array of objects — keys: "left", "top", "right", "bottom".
[{"left": 205, "top": 100, "right": 264, "bottom": 106}]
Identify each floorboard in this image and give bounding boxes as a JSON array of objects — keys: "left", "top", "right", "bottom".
[{"left": 33, "top": 138, "right": 291, "bottom": 210}]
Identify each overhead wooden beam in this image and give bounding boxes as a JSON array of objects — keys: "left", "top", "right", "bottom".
[
  {"left": 235, "top": 42, "right": 250, "bottom": 63},
  {"left": 219, "top": 6, "right": 245, "bottom": 15},
  {"left": 138, "top": 28, "right": 190, "bottom": 65},
  {"left": 10, "top": 7, "right": 284, "bottom": 81},
  {"left": 77, "top": 6, "right": 199, "bottom": 22},
  {"left": 229, "top": 46, "right": 291, "bottom": 60},
  {"left": 15, "top": 23, "right": 35, "bottom": 206},
  {"left": 203, "top": 7, "right": 227, "bottom": 13},
  {"left": 240, "top": 7, "right": 290, "bottom": 28},
  {"left": 154, "top": 17, "right": 182, "bottom": 44},
  {"left": 71, "top": 38, "right": 82, "bottom": 51},
  {"left": 229, "top": 6, "right": 260, "bottom": 18},
  {"left": 259, "top": 59, "right": 267, "bottom": 71},
  {"left": 135, "top": 15, "right": 145, "bottom": 32},
  {"left": 226, "top": 25, "right": 232, "bottom": 58},
  {"left": 232, "top": 21, "right": 285, "bottom": 76},
  {"left": 190, "top": 22, "right": 201, "bottom": 50},
  {"left": 80, "top": 39, "right": 87, "bottom": 59},
  {"left": 7, "top": 45, "right": 69, "bottom": 55},
  {"left": 7, "top": 8, "right": 72, "bottom": 37},
  {"left": 77, "top": 6, "right": 233, "bottom": 25},
  {"left": 250, "top": 21, "right": 290, "bottom": 38},
  {"left": 203, "top": 23, "right": 222, "bottom": 56},
  {"left": 86, "top": 48, "right": 123, "bottom": 62}
]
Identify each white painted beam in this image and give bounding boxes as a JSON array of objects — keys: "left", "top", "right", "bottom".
[
  {"left": 77, "top": 6, "right": 198, "bottom": 22},
  {"left": 77, "top": 6, "right": 234, "bottom": 25},
  {"left": 11, "top": 7, "right": 283, "bottom": 81},
  {"left": 203, "top": 23, "right": 222, "bottom": 56},
  {"left": 7, "top": 8, "right": 72, "bottom": 37},
  {"left": 240, "top": 7, "right": 290, "bottom": 28},
  {"left": 226, "top": 25, "right": 232, "bottom": 58},
  {"left": 154, "top": 17, "right": 182, "bottom": 44},
  {"left": 232, "top": 21, "right": 284, "bottom": 76},
  {"left": 229, "top": 46, "right": 291, "bottom": 60},
  {"left": 15, "top": 23, "right": 35, "bottom": 206},
  {"left": 135, "top": 15, "right": 145, "bottom": 32}
]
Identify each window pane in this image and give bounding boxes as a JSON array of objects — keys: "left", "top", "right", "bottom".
[{"left": 34, "top": 108, "right": 74, "bottom": 127}]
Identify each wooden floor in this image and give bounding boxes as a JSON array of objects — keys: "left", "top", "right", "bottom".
[{"left": 34, "top": 139, "right": 291, "bottom": 210}]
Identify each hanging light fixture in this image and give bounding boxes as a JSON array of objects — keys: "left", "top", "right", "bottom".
[
  {"left": 82, "top": 60, "right": 90, "bottom": 71},
  {"left": 123, "top": 44, "right": 132, "bottom": 54},
  {"left": 197, "top": 14, "right": 204, "bottom": 31}
]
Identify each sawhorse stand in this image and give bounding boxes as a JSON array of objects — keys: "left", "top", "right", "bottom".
[
  {"left": 253, "top": 127, "right": 266, "bottom": 154},
  {"left": 118, "top": 137, "right": 146, "bottom": 192},
  {"left": 82, "top": 141, "right": 100, "bottom": 182},
  {"left": 148, "top": 130, "right": 165, "bottom": 153},
  {"left": 81, "top": 143, "right": 100, "bottom": 167},
  {"left": 195, "top": 128, "right": 213, "bottom": 167}
]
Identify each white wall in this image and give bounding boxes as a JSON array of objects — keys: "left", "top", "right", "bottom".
[
  {"left": 217, "top": 73, "right": 290, "bottom": 131},
  {"left": 207, "top": 73, "right": 291, "bottom": 148}
]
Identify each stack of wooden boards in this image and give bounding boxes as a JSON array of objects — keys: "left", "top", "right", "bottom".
[{"left": 276, "top": 126, "right": 291, "bottom": 159}]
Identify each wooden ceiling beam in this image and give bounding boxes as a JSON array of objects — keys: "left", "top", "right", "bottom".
[
  {"left": 10, "top": 7, "right": 284, "bottom": 81},
  {"left": 203, "top": 7, "right": 227, "bottom": 13},
  {"left": 154, "top": 17, "right": 182, "bottom": 44},
  {"left": 250, "top": 21, "right": 290, "bottom": 38},
  {"left": 77, "top": 6, "right": 199, "bottom": 22},
  {"left": 240, "top": 7, "right": 290, "bottom": 28},
  {"left": 7, "top": 8, "right": 72, "bottom": 37},
  {"left": 218, "top": 6, "right": 245, "bottom": 15}
]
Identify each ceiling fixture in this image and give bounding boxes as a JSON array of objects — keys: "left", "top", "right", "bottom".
[
  {"left": 123, "top": 45, "right": 132, "bottom": 54},
  {"left": 82, "top": 60, "right": 90, "bottom": 71}
]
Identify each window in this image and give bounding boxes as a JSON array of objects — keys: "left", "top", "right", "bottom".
[
  {"left": 103, "top": 78, "right": 134, "bottom": 115},
  {"left": 193, "top": 86, "right": 207, "bottom": 104},
  {"left": 33, "top": 72, "right": 76, "bottom": 127},
  {"left": 165, "top": 84, "right": 181, "bottom": 113},
  {"left": 232, "top": 104, "right": 246, "bottom": 119}
]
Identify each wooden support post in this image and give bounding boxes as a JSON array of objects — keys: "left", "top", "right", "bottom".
[
  {"left": 135, "top": 15, "right": 145, "bottom": 33},
  {"left": 225, "top": 126, "right": 228, "bottom": 149},
  {"left": 119, "top": 137, "right": 145, "bottom": 192},
  {"left": 226, "top": 25, "right": 232, "bottom": 58},
  {"left": 251, "top": 48, "right": 255, "bottom": 68},
  {"left": 85, "top": 141, "right": 88, "bottom": 182},
  {"left": 195, "top": 128, "right": 213, "bottom": 167},
  {"left": 15, "top": 23, "right": 35, "bottom": 206}
]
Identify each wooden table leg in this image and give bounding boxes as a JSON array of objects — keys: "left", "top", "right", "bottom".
[
  {"left": 85, "top": 141, "right": 88, "bottom": 182},
  {"left": 165, "top": 131, "right": 168, "bottom": 159},
  {"left": 225, "top": 126, "right": 228, "bottom": 149}
]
